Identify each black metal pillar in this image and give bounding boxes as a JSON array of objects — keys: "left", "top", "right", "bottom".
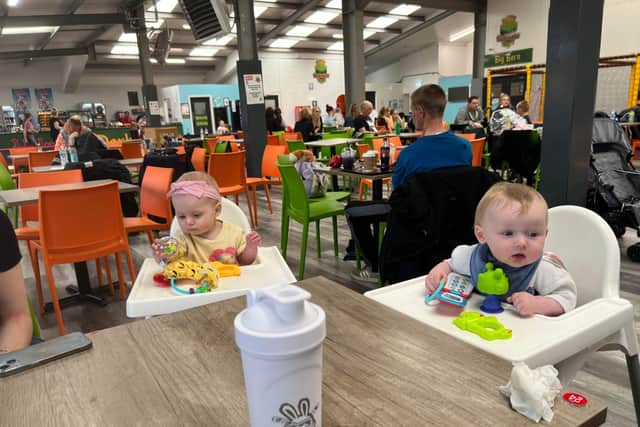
[
  {"left": 343, "top": 0, "right": 365, "bottom": 111},
  {"left": 539, "top": 0, "right": 604, "bottom": 206},
  {"left": 235, "top": 0, "right": 266, "bottom": 178},
  {"left": 134, "top": 4, "right": 161, "bottom": 127},
  {"left": 470, "top": 0, "right": 486, "bottom": 99}
]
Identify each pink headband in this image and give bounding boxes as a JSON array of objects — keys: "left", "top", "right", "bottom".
[{"left": 167, "top": 181, "right": 221, "bottom": 201}]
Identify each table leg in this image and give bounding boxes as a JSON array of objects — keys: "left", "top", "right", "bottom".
[
  {"left": 372, "top": 179, "right": 383, "bottom": 201},
  {"left": 44, "top": 262, "right": 108, "bottom": 312},
  {"left": 329, "top": 146, "right": 340, "bottom": 191}
]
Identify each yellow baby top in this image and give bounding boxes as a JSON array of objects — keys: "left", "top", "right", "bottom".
[{"left": 173, "top": 220, "right": 247, "bottom": 264}]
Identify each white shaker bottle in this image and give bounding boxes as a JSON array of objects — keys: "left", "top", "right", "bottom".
[{"left": 234, "top": 284, "right": 326, "bottom": 427}]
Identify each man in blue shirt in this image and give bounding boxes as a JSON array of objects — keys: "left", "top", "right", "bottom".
[{"left": 392, "top": 85, "right": 471, "bottom": 188}]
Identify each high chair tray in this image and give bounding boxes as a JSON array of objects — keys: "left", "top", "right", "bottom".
[
  {"left": 127, "top": 246, "right": 296, "bottom": 318},
  {"left": 365, "top": 276, "right": 634, "bottom": 368}
]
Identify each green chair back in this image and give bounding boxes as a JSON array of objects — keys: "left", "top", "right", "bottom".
[
  {"left": 286, "top": 140, "right": 306, "bottom": 153},
  {"left": 323, "top": 126, "right": 337, "bottom": 133},
  {"left": 277, "top": 159, "right": 310, "bottom": 220},
  {"left": 0, "top": 163, "right": 17, "bottom": 226},
  {"left": 28, "top": 298, "right": 41, "bottom": 339},
  {"left": 214, "top": 141, "right": 229, "bottom": 153}
]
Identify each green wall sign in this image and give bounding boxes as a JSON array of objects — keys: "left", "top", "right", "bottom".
[{"left": 484, "top": 48, "right": 533, "bottom": 68}]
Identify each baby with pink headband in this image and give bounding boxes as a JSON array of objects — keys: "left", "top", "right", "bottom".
[{"left": 166, "top": 171, "right": 261, "bottom": 265}]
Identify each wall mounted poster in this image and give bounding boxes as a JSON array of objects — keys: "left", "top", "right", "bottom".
[
  {"left": 11, "top": 88, "right": 31, "bottom": 114},
  {"left": 243, "top": 74, "right": 264, "bottom": 105},
  {"left": 34, "top": 88, "right": 54, "bottom": 111}
]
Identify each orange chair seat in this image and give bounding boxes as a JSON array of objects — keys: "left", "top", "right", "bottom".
[
  {"left": 219, "top": 185, "right": 245, "bottom": 194},
  {"left": 122, "top": 217, "right": 171, "bottom": 233},
  {"left": 14, "top": 226, "right": 39, "bottom": 241},
  {"left": 246, "top": 177, "right": 268, "bottom": 186},
  {"left": 358, "top": 177, "right": 392, "bottom": 200}
]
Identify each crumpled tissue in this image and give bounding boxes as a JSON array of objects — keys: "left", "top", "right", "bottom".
[{"left": 499, "top": 362, "right": 562, "bottom": 423}]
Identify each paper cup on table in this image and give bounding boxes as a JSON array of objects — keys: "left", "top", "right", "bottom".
[
  {"left": 363, "top": 150, "right": 378, "bottom": 170},
  {"left": 235, "top": 284, "right": 326, "bottom": 427}
]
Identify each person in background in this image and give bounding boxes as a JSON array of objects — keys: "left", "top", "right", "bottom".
[
  {"left": 455, "top": 96, "right": 485, "bottom": 132},
  {"left": 516, "top": 100, "right": 532, "bottom": 124},
  {"left": 353, "top": 101, "right": 374, "bottom": 138},
  {"left": 0, "top": 209, "right": 33, "bottom": 353},
  {"left": 498, "top": 93, "right": 514, "bottom": 111},
  {"left": 294, "top": 108, "right": 320, "bottom": 142},
  {"left": 216, "top": 120, "right": 230, "bottom": 135},
  {"left": 23, "top": 112, "right": 38, "bottom": 146},
  {"left": 311, "top": 106, "right": 324, "bottom": 135},
  {"left": 120, "top": 111, "right": 135, "bottom": 125},
  {"left": 323, "top": 105, "right": 337, "bottom": 127},
  {"left": 344, "top": 104, "right": 360, "bottom": 128},
  {"left": 273, "top": 108, "right": 286, "bottom": 132},
  {"left": 391, "top": 109, "right": 406, "bottom": 132},
  {"left": 56, "top": 115, "right": 107, "bottom": 161},
  {"left": 334, "top": 106, "right": 345, "bottom": 127},
  {"left": 49, "top": 108, "right": 62, "bottom": 143}
]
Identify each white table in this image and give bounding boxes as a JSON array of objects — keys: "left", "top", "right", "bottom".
[
  {"left": 126, "top": 246, "right": 296, "bottom": 318},
  {"left": 0, "top": 179, "right": 138, "bottom": 208},
  {"left": 366, "top": 276, "right": 634, "bottom": 368},
  {"left": 304, "top": 138, "right": 362, "bottom": 149},
  {"left": 31, "top": 157, "right": 144, "bottom": 173}
]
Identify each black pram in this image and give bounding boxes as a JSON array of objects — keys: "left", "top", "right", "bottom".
[{"left": 588, "top": 117, "right": 640, "bottom": 260}]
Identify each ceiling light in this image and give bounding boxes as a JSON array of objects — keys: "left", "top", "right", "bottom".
[
  {"left": 1, "top": 26, "right": 58, "bottom": 35},
  {"left": 182, "top": 24, "right": 191, "bottom": 30},
  {"left": 187, "top": 57, "right": 215, "bottom": 61},
  {"left": 150, "top": 58, "right": 158, "bottom": 63},
  {"left": 269, "top": 38, "right": 299, "bottom": 48},
  {"left": 253, "top": 6, "right": 267, "bottom": 18},
  {"left": 147, "top": 0, "right": 178, "bottom": 13},
  {"left": 304, "top": 10, "right": 339, "bottom": 24},
  {"left": 449, "top": 26, "right": 475, "bottom": 42},
  {"left": 118, "top": 32, "right": 137, "bottom": 43},
  {"left": 7, "top": 0, "right": 18, "bottom": 6},
  {"left": 169, "top": 47, "right": 184, "bottom": 52},
  {"left": 145, "top": 18, "right": 164, "bottom": 29},
  {"left": 327, "top": 41, "right": 343, "bottom": 51},
  {"left": 165, "top": 58, "right": 186, "bottom": 64},
  {"left": 110, "top": 45, "right": 139, "bottom": 55},
  {"left": 286, "top": 25, "right": 316, "bottom": 37},
  {"left": 366, "top": 17, "right": 398, "bottom": 29},
  {"left": 389, "top": 4, "right": 420, "bottom": 16},
  {"left": 189, "top": 47, "right": 219, "bottom": 57},
  {"left": 325, "top": 0, "right": 341, "bottom": 8},
  {"left": 203, "top": 34, "right": 235, "bottom": 46},
  {"left": 332, "top": 33, "right": 343, "bottom": 39},
  {"left": 363, "top": 29, "right": 376, "bottom": 39},
  {"left": 105, "top": 55, "right": 139, "bottom": 60}
]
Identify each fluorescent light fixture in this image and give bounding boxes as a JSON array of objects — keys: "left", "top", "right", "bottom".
[
  {"left": 253, "top": 6, "right": 267, "bottom": 18},
  {"left": 389, "top": 4, "right": 420, "bottom": 16},
  {"left": 449, "top": 26, "right": 475, "bottom": 42},
  {"left": 286, "top": 25, "right": 316, "bottom": 37},
  {"left": 304, "top": 10, "right": 339, "bottom": 24},
  {"left": 269, "top": 38, "right": 299, "bottom": 48},
  {"left": 363, "top": 29, "right": 376, "bottom": 39},
  {"left": 150, "top": 58, "right": 158, "bottom": 63},
  {"left": 327, "top": 41, "right": 343, "bottom": 51},
  {"left": 325, "top": 0, "right": 341, "bottom": 8},
  {"left": 7, "top": 0, "right": 18, "bottom": 7},
  {"left": 147, "top": 0, "right": 177, "bottom": 13},
  {"left": 332, "top": 33, "right": 343, "bottom": 39},
  {"left": 146, "top": 18, "right": 164, "bottom": 29},
  {"left": 366, "top": 17, "right": 398, "bottom": 29},
  {"left": 105, "top": 55, "right": 139, "bottom": 60},
  {"left": 118, "top": 32, "right": 137, "bottom": 43},
  {"left": 203, "top": 34, "right": 235, "bottom": 46},
  {"left": 1, "top": 26, "right": 58, "bottom": 35},
  {"left": 110, "top": 44, "right": 140, "bottom": 55},
  {"left": 169, "top": 47, "right": 184, "bottom": 52},
  {"left": 182, "top": 24, "right": 191, "bottom": 30},
  {"left": 165, "top": 58, "right": 186, "bottom": 64},
  {"left": 189, "top": 47, "right": 219, "bottom": 57},
  {"left": 187, "top": 57, "right": 215, "bottom": 61}
]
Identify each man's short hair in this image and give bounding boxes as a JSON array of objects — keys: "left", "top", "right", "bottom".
[
  {"left": 516, "top": 100, "right": 530, "bottom": 113},
  {"left": 69, "top": 115, "right": 83, "bottom": 127},
  {"left": 468, "top": 96, "right": 479, "bottom": 104},
  {"left": 475, "top": 182, "right": 548, "bottom": 225},
  {"left": 360, "top": 100, "right": 373, "bottom": 112},
  {"left": 411, "top": 84, "right": 447, "bottom": 119}
]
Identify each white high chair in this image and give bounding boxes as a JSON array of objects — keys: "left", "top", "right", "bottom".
[
  {"left": 169, "top": 196, "right": 251, "bottom": 235},
  {"left": 365, "top": 205, "right": 640, "bottom": 422}
]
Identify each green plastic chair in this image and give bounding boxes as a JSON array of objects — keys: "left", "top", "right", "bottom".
[
  {"left": 214, "top": 141, "right": 229, "bottom": 153},
  {"left": 0, "top": 163, "right": 18, "bottom": 227},
  {"left": 277, "top": 156, "right": 346, "bottom": 279},
  {"left": 271, "top": 130, "right": 285, "bottom": 145},
  {"left": 28, "top": 298, "right": 41, "bottom": 339},
  {"left": 286, "top": 140, "right": 306, "bottom": 153}
]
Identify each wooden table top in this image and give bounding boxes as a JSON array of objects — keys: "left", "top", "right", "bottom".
[
  {"left": 0, "top": 276, "right": 606, "bottom": 426},
  {"left": 0, "top": 179, "right": 138, "bottom": 207},
  {"left": 31, "top": 158, "right": 144, "bottom": 173}
]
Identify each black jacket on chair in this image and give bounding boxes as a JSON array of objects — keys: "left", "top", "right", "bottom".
[{"left": 379, "top": 166, "right": 500, "bottom": 284}]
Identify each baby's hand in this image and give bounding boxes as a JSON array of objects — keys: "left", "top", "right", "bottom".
[
  {"left": 245, "top": 231, "right": 261, "bottom": 248},
  {"left": 425, "top": 261, "right": 452, "bottom": 294},
  {"left": 507, "top": 292, "right": 538, "bottom": 317}
]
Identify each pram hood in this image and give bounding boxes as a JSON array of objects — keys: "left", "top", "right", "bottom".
[{"left": 592, "top": 117, "right": 631, "bottom": 153}]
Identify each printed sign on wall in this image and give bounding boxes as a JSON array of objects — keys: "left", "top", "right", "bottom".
[
  {"left": 11, "top": 88, "right": 31, "bottom": 114},
  {"left": 497, "top": 15, "right": 520, "bottom": 48},
  {"left": 34, "top": 88, "right": 54, "bottom": 111}
]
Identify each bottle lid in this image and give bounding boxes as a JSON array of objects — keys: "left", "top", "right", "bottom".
[{"left": 234, "top": 284, "right": 326, "bottom": 357}]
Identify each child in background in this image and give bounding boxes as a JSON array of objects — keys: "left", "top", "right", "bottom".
[
  {"left": 216, "top": 120, "right": 230, "bottom": 135},
  {"left": 425, "top": 182, "right": 576, "bottom": 316},
  {"left": 168, "top": 172, "right": 261, "bottom": 265}
]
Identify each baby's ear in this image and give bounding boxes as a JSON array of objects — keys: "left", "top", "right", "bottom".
[{"left": 474, "top": 225, "right": 486, "bottom": 243}]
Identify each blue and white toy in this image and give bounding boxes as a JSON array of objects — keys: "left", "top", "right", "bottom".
[{"left": 424, "top": 273, "right": 474, "bottom": 308}]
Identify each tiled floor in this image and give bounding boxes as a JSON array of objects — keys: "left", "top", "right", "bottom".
[{"left": 16, "top": 185, "right": 640, "bottom": 426}]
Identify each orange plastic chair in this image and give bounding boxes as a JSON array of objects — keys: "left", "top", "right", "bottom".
[
  {"left": 175, "top": 146, "right": 186, "bottom": 155},
  {"left": 205, "top": 137, "right": 218, "bottom": 154},
  {"left": 16, "top": 170, "right": 84, "bottom": 313},
  {"left": 267, "top": 135, "right": 281, "bottom": 146},
  {"left": 358, "top": 138, "right": 397, "bottom": 200},
  {"left": 106, "top": 139, "right": 122, "bottom": 149},
  {"left": 9, "top": 147, "right": 37, "bottom": 173},
  {"left": 470, "top": 137, "right": 486, "bottom": 167},
  {"left": 29, "top": 181, "right": 136, "bottom": 335},
  {"left": 217, "top": 135, "right": 237, "bottom": 142},
  {"left": 246, "top": 145, "right": 287, "bottom": 225},
  {"left": 371, "top": 138, "right": 384, "bottom": 152},
  {"left": 284, "top": 132, "right": 303, "bottom": 142},
  {"left": 123, "top": 165, "right": 173, "bottom": 244},
  {"left": 458, "top": 133, "right": 477, "bottom": 141},
  {"left": 207, "top": 151, "right": 255, "bottom": 228},
  {"left": 356, "top": 143, "right": 370, "bottom": 158},
  {"left": 27, "top": 151, "right": 58, "bottom": 171},
  {"left": 0, "top": 152, "right": 8, "bottom": 169},
  {"left": 120, "top": 140, "right": 143, "bottom": 159},
  {"left": 191, "top": 147, "right": 206, "bottom": 172}
]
